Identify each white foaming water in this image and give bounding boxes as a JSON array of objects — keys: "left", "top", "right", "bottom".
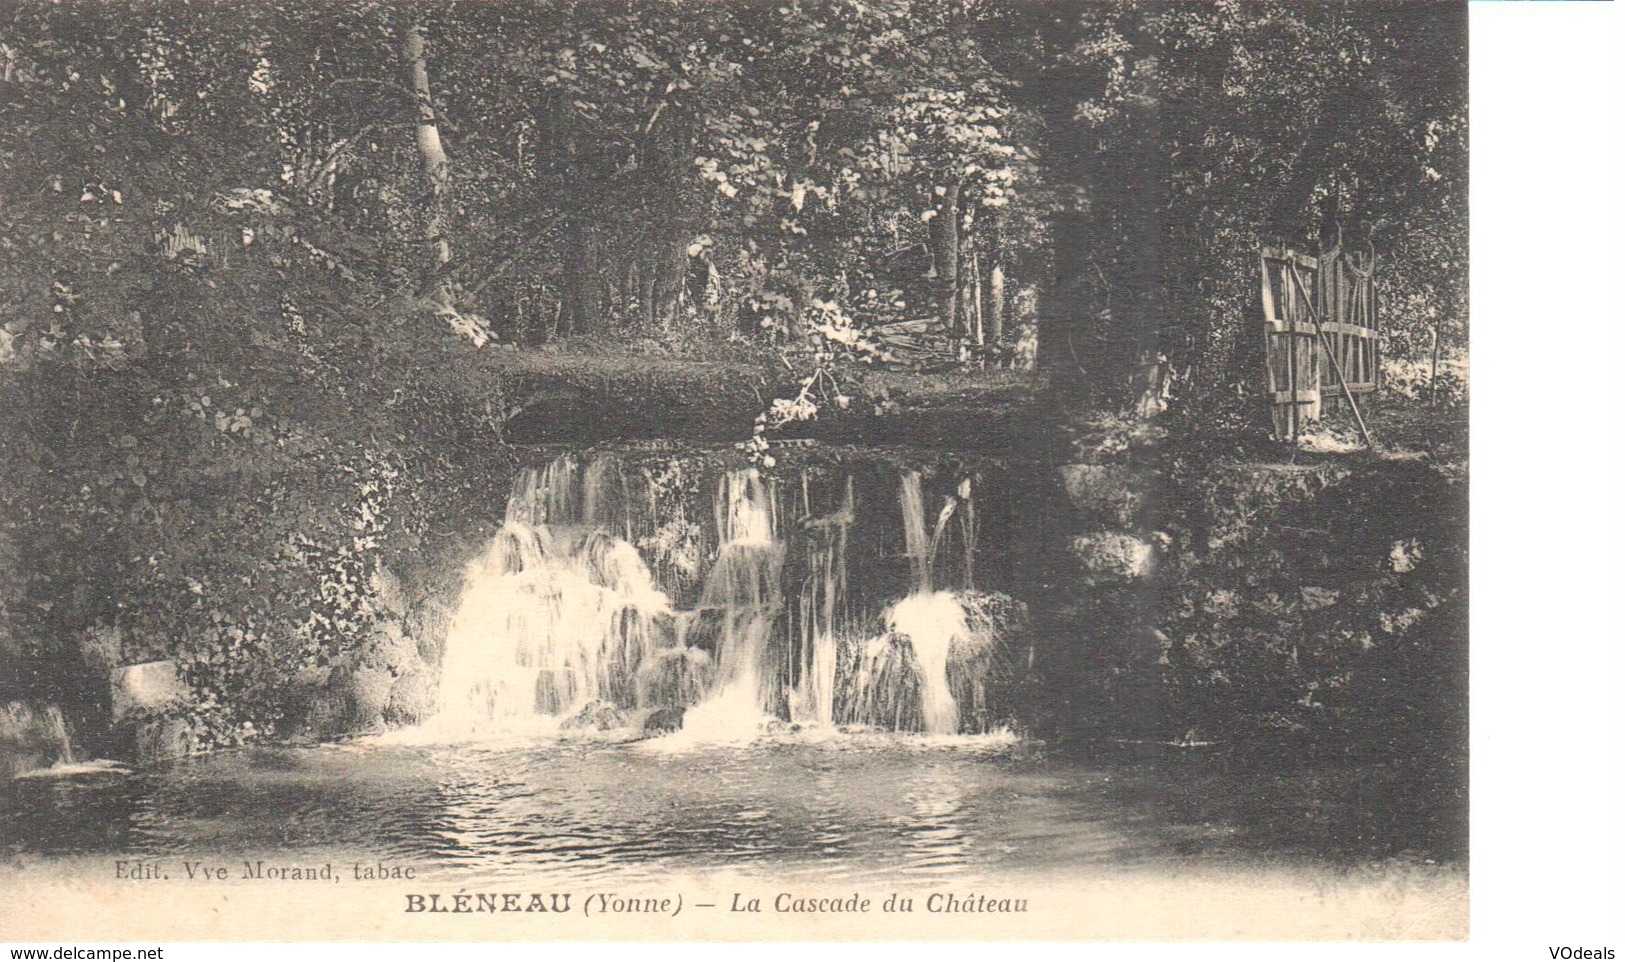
[
  {"left": 13, "top": 759, "right": 130, "bottom": 779},
  {"left": 1, "top": 702, "right": 75, "bottom": 778},
  {"left": 680, "top": 469, "right": 786, "bottom": 740},
  {"left": 425, "top": 454, "right": 1003, "bottom": 743},
  {"left": 429, "top": 457, "right": 674, "bottom": 736},
  {"left": 889, "top": 590, "right": 970, "bottom": 735},
  {"left": 714, "top": 468, "right": 778, "bottom": 546},
  {"left": 846, "top": 474, "right": 994, "bottom": 735},
  {"left": 789, "top": 475, "right": 851, "bottom": 729},
  {"left": 900, "top": 470, "right": 933, "bottom": 590}
]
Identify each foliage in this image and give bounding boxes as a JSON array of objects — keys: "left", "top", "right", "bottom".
[
  {"left": 1152, "top": 458, "right": 1467, "bottom": 751},
  {"left": 986, "top": 1, "right": 1466, "bottom": 414},
  {"left": 0, "top": 0, "right": 1468, "bottom": 748},
  {"left": 0, "top": 1, "right": 509, "bottom": 743}
]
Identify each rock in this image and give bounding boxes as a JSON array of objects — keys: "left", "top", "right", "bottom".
[
  {"left": 347, "top": 666, "right": 395, "bottom": 730},
  {"left": 1071, "top": 533, "right": 1156, "bottom": 584},
  {"left": 1058, "top": 464, "right": 1146, "bottom": 527},
  {"left": 274, "top": 670, "right": 332, "bottom": 738},
  {"left": 110, "top": 661, "right": 189, "bottom": 724},
  {"left": 369, "top": 565, "right": 408, "bottom": 619},
  {"left": 560, "top": 700, "right": 629, "bottom": 732},
  {"left": 315, "top": 664, "right": 395, "bottom": 734},
  {"left": 134, "top": 716, "right": 196, "bottom": 763},
  {"left": 79, "top": 624, "right": 124, "bottom": 674},
  {"left": 359, "top": 619, "right": 417, "bottom": 674},
  {"left": 302, "top": 688, "right": 350, "bottom": 740},
  {"left": 960, "top": 590, "right": 1031, "bottom": 641},
  {"left": 409, "top": 601, "right": 454, "bottom": 666},
  {"left": 384, "top": 670, "right": 438, "bottom": 726},
  {"left": 641, "top": 706, "right": 685, "bottom": 734},
  {"left": 637, "top": 646, "right": 713, "bottom": 709}
]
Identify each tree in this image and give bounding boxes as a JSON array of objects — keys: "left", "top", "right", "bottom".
[
  {"left": 980, "top": 0, "right": 1465, "bottom": 412},
  {"left": 401, "top": 21, "right": 453, "bottom": 281}
]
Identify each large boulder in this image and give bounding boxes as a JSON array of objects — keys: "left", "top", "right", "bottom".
[
  {"left": 134, "top": 716, "right": 197, "bottom": 763},
  {"left": 1071, "top": 532, "right": 1156, "bottom": 584},
  {"left": 359, "top": 619, "right": 418, "bottom": 674},
  {"left": 1058, "top": 463, "right": 1146, "bottom": 528},
  {"left": 369, "top": 564, "right": 408, "bottom": 619},
  {"left": 110, "top": 661, "right": 189, "bottom": 724},
  {"left": 560, "top": 700, "right": 629, "bottom": 732},
  {"left": 384, "top": 670, "right": 438, "bottom": 726},
  {"left": 306, "top": 664, "right": 397, "bottom": 736},
  {"left": 345, "top": 666, "right": 395, "bottom": 730},
  {"left": 641, "top": 706, "right": 685, "bottom": 735}
]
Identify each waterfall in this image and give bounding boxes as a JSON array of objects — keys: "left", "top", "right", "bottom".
[
  {"left": 900, "top": 470, "right": 933, "bottom": 591},
  {"left": 847, "top": 473, "right": 991, "bottom": 735},
  {"left": 679, "top": 469, "right": 787, "bottom": 739},
  {"left": 1, "top": 702, "right": 75, "bottom": 779},
  {"left": 432, "top": 459, "right": 672, "bottom": 733},
  {"left": 789, "top": 474, "right": 851, "bottom": 728},
  {"left": 505, "top": 454, "right": 576, "bottom": 527},
  {"left": 428, "top": 452, "right": 1007, "bottom": 740}
]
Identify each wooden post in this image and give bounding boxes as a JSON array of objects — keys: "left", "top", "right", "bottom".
[
  {"left": 1286, "top": 263, "right": 1299, "bottom": 443},
  {"left": 1373, "top": 251, "right": 1382, "bottom": 392},
  {"left": 1262, "top": 250, "right": 1278, "bottom": 438}
]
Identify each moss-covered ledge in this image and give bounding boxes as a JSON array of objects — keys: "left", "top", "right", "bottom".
[{"left": 491, "top": 345, "right": 1053, "bottom": 452}]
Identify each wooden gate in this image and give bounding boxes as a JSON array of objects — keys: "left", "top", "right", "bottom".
[
  {"left": 1314, "top": 241, "right": 1379, "bottom": 407},
  {"left": 1261, "top": 243, "right": 1379, "bottom": 440},
  {"left": 1261, "top": 247, "right": 1322, "bottom": 439}
]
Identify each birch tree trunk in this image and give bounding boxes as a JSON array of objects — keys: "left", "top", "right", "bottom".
[
  {"left": 929, "top": 182, "right": 961, "bottom": 335},
  {"left": 986, "top": 211, "right": 1005, "bottom": 343},
  {"left": 402, "top": 23, "right": 452, "bottom": 289}
]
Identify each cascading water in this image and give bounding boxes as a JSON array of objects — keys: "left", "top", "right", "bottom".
[
  {"left": 847, "top": 472, "right": 994, "bottom": 735},
  {"left": 0, "top": 702, "right": 75, "bottom": 779},
  {"left": 432, "top": 458, "right": 672, "bottom": 733},
  {"left": 428, "top": 451, "right": 1008, "bottom": 739},
  {"left": 788, "top": 476, "right": 852, "bottom": 728},
  {"left": 678, "top": 469, "right": 787, "bottom": 739}
]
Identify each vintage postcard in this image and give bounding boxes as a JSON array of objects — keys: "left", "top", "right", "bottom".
[{"left": 0, "top": 0, "right": 1604, "bottom": 949}]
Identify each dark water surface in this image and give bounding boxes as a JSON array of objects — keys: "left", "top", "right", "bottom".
[{"left": 1, "top": 734, "right": 1456, "bottom": 887}]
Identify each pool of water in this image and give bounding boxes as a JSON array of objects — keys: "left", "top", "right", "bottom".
[{"left": 1, "top": 731, "right": 1458, "bottom": 888}]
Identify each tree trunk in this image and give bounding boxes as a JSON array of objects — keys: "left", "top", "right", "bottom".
[
  {"left": 1266, "top": 78, "right": 1369, "bottom": 239},
  {"left": 986, "top": 212, "right": 1006, "bottom": 343},
  {"left": 1429, "top": 320, "right": 1442, "bottom": 405},
  {"left": 653, "top": 236, "right": 686, "bottom": 330},
  {"left": 969, "top": 253, "right": 984, "bottom": 346},
  {"left": 929, "top": 182, "right": 961, "bottom": 335},
  {"left": 1043, "top": 211, "right": 1089, "bottom": 391},
  {"left": 563, "top": 218, "right": 597, "bottom": 337},
  {"left": 401, "top": 23, "right": 452, "bottom": 285}
]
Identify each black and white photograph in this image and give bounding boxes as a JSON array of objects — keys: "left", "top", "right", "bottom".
[{"left": 0, "top": 0, "right": 1612, "bottom": 948}]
